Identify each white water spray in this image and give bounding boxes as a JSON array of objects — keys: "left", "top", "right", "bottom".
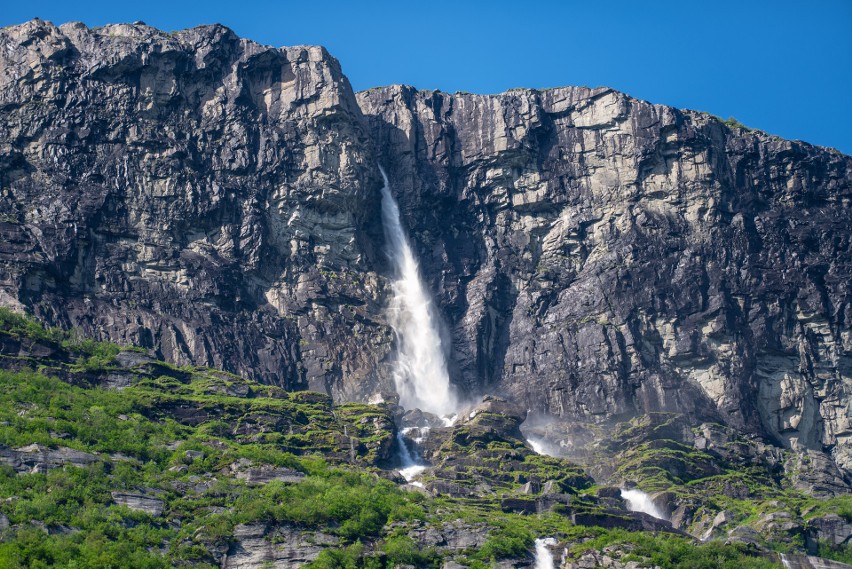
[
  {"left": 379, "top": 166, "right": 456, "bottom": 417},
  {"left": 533, "top": 538, "right": 557, "bottom": 569},
  {"left": 528, "top": 438, "right": 547, "bottom": 455},
  {"left": 396, "top": 431, "right": 426, "bottom": 483},
  {"left": 621, "top": 488, "right": 667, "bottom": 520}
]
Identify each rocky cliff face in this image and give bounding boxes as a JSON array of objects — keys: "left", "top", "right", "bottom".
[
  {"left": 357, "top": 85, "right": 852, "bottom": 471},
  {"left": 2, "top": 20, "right": 852, "bottom": 477},
  {"left": 0, "top": 19, "right": 395, "bottom": 401}
]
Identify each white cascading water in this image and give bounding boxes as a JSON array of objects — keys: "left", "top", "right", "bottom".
[
  {"left": 621, "top": 488, "right": 667, "bottom": 520},
  {"left": 533, "top": 538, "right": 557, "bottom": 569},
  {"left": 379, "top": 166, "right": 456, "bottom": 417},
  {"left": 527, "top": 437, "right": 548, "bottom": 455},
  {"left": 396, "top": 431, "right": 426, "bottom": 485}
]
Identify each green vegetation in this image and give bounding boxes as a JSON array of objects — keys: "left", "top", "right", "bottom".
[
  {"left": 476, "top": 519, "right": 534, "bottom": 561},
  {"left": 723, "top": 116, "right": 751, "bottom": 131},
  {"left": 0, "top": 308, "right": 797, "bottom": 567},
  {"left": 571, "top": 529, "right": 778, "bottom": 569}
]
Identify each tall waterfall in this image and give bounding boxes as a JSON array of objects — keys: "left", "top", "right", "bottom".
[{"left": 379, "top": 166, "right": 456, "bottom": 417}]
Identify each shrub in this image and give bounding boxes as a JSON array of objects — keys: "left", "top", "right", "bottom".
[{"left": 477, "top": 520, "right": 534, "bottom": 561}]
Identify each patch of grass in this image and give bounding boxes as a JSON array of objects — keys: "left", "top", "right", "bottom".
[{"left": 723, "top": 116, "right": 751, "bottom": 131}]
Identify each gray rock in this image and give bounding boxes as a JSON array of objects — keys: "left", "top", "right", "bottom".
[
  {"left": 777, "top": 554, "right": 852, "bottom": 569},
  {"left": 1, "top": 18, "right": 851, "bottom": 485},
  {"left": 701, "top": 510, "right": 736, "bottom": 541},
  {"left": 224, "top": 524, "right": 337, "bottom": 568},
  {"left": 114, "top": 350, "right": 154, "bottom": 368},
  {"left": 231, "top": 463, "right": 305, "bottom": 485},
  {"left": 726, "top": 525, "right": 762, "bottom": 547},
  {"left": 0, "top": 444, "right": 99, "bottom": 473},
  {"left": 786, "top": 451, "right": 852, "bottom": 498},
  {"left": 111, "top": 492, "right": 165, "bottom": 516},
  {"left": 500, "top": 497, "right": 538, "bottom": 514},
  {"left": 439, "top": 521, "right": 489, "bottom": 549},
  {"left": 104, "top": 372, "right": 136, "bottom": 390},
  {"left": 808, "top": 514, "right": 852, "bottom": 547}
]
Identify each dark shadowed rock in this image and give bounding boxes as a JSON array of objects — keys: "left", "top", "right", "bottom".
[{"left": 808, "top": 515, "right": 852, "bottom": 547}]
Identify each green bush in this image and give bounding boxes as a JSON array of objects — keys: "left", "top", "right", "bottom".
[
  {"left": 232, "top": 471, "right": 423, "bottom": 541},
  {"left": 0, "top": 307, "right": 65, "bottom": 344},
  {"left": 476, "top": 520, "right": 534, "bottom": 561},
  {"left": 723, "top": 116, "right": 750, "bottom": 130}
]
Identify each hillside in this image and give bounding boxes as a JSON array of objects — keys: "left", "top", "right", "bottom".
[{"left": 0, "top": 18, "right": 851, "bottom": 568}]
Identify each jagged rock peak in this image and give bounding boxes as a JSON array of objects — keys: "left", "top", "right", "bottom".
[{"left": 0, "top": 19, "right": 361, "bottom": 120}]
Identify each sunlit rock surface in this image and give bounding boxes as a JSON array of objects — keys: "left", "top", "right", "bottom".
[
  {"left": 1, "top": 20, "right": 852, "bottom": 483},
  {"left": 357, "top": 85, "right": 852, "bottom": 474}
]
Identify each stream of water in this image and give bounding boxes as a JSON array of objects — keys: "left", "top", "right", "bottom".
[
  {"left": 380, "top": 166, "right": 461, "bottom": 478},
  {"left": 380, "top": 166, "right": 456, "bottom": 417}
]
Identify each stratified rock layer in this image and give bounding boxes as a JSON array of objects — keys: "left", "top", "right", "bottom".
[
  {"left": 2, "top": 20, "right": 852, "bottom": 477},
  {"left": 356, "top": 85, "right": 852, "bottom": 471},
  {"left": 0, "top": 19, "right": 394, "bottom": 400}
]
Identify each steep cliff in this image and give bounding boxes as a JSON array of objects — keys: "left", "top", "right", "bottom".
[
  {"left": 1, "top": 20, "right": 852, "bottom": 481},
  {"left": 356, "top": 85, "right": 852, "bottom": 471},
  {"left": 0, "top": 19, "right": 395, "bottom": 400}
]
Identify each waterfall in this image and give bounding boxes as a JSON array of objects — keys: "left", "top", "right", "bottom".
[
  {"left": 379, "top": 166, "right": 456, "bottom": 417},
  {"left": 621, "top": 488, "right": 667, "bottom": 520},
  {"left": 396, "top": 431, "right": 426, "bottom": 484},
  {"left": 526, "top": 436, "right": 552, "bottom": 456},
  {"left": 533, "top": 538, "right": 557, "bottom": 569}
]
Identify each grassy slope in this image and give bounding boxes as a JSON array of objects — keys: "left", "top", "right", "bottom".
[{"left": 0, "top": 308, "right": 795, "bottom": 568}]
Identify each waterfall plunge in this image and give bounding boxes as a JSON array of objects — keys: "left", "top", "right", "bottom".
[
  {"left": 621, "top": 488, "right": 667, "bottom": 520},
  {"left": 533, "top": 538, "right": 557, "bottom": 569},
  {"left": 396, "top": 431, "right": 426, "bottom": 485},
  {"left": 379, "top": 166, "right": 456, "bottom": 417}
]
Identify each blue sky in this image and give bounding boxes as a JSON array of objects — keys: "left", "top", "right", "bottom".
[{"left": 3, "top": 0, "right": 851, "bottom": 154}]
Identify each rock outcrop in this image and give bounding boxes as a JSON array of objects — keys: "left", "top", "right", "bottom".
[{"left": 1, "top": 20, "right": 852, "bottom": 480}]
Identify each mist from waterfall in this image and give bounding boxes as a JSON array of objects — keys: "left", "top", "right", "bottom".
[
  {"left": 621, "top": 488, "right": 667, "bottom": 520},
  {"left": 379, "top": 166, "right": 456, "bottom": 417}
]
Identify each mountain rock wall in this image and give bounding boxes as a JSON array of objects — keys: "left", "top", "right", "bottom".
[
  {"left": 356, "top": 85, "right": 852, "bottom": 469},
  {"left": 0, "top": 19, "right": 396, "bottom": 400},
  {"left": 2, "top": 21, "right": 852, "bottom": 471}
]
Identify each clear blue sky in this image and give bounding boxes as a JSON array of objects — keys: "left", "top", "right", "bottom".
[{"left": 3, "top": 0, "right": 851, "bottom": 154}]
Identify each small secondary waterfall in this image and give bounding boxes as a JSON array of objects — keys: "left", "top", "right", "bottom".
[
  {"left": 621, "top": 488, "right": 667, "bottom": 520},
  {"left": 379, "top": 166, "right": 456, "bottom": 417},
  {"left": 533, "top": 538, "right": 557, "bottom": 569},
  {"left": 396, "top": 431, "right": 426, "bottom": 484}
]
